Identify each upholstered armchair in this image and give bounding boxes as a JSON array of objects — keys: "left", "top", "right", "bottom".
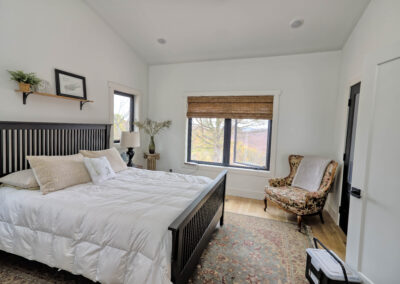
[{"left": 264, "top": 155, "right": 338, "bottom": 231}]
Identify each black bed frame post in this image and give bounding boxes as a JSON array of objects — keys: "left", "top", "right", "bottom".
[
  {"left": 220, "top": 176, "right": 226, "bottom": 226},
  {"left": 169, "top": 228, "right": 179, "bottom": 283},
  {"left": 105, "top": 124, "right": 111, "bottom": 149},
  {"left": 169, "top": 170, "right": 227, "bottom": 284}
]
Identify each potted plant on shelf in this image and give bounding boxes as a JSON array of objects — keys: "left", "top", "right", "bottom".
[
  {"left": 134, "top": 119, "right": 172, "bottom": 154},
  {"left": 8, "top": 70, "right": 41, "bottom": 93}
]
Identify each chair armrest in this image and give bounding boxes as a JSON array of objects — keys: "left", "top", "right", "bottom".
[
  {"left": 268, "top": 178, "right": 287, "bottom": 187},
  {"left": 305, "top": 190, "right": 328, "bottom": 203}
]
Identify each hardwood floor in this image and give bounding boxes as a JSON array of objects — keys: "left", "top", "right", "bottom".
[{"left": 225, "top": 195, "right": 347, "bottom": 260}]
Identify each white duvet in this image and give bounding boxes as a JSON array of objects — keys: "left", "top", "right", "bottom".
[{"left": 0, "top": 168, "right": 212, "bottom": 284}]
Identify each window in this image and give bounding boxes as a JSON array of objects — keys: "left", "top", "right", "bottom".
[
  {"left": 190, "top": 118, "right": 225, "bottom": 164},
  {"left": 186, "top": 95, "right": 274, "bottom": 170},
  {"left": 231, "top": 119, "right": 271, "bottom": 168},
  {"left": 188, "top": 118, "right": 272, "bottom": 170},
  {"left": 113, "top": 91, "right": 134, "bottom": 143}
]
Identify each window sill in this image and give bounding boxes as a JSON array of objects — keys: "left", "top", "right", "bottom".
[{"left": 183, "top": 162, "right": 272, "bottom": 178}]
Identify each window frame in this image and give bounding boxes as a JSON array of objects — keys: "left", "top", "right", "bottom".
[
  {"left": 113, "top": 90, "right": 134, "bottom": 143},
  {"left": 186, "top": 118, "right": 272, "bottom": 171}
]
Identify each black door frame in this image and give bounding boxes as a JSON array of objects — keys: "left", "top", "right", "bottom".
[{"left": 339, "top": 82, "right": 361, "bottom": 234}]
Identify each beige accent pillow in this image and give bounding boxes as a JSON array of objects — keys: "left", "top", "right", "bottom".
[
  {"left": 27, "top": 154, "right": 91, "bottom": 194},
  {"left": 0, "top": 169, "right": 39, "bottom": 189},
  {"left": 80, "top": 148, "right": 127, "bottom": 172},
  {"left": 0, "top": 184, "right": 40, "bottom": 191}
]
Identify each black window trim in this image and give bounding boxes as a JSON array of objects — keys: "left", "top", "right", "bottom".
[
  {"left": 187, "top": 118, "right": 272, "bottom": 171},
  {"left": 113, "top": 90, "right": 134, "bottom": 143}
]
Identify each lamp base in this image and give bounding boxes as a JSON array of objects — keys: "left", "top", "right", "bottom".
[{"left": 126, "top": 147, "right": 135, "bottom": 167}]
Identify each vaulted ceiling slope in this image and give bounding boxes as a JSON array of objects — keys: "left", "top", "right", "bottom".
[{"left": 84, "top": 0, "right": 370, "bottom": 65}]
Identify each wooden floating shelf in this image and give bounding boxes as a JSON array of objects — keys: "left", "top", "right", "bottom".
[{"left": 15, "top": 90, "right": 94, "bottom": 110}]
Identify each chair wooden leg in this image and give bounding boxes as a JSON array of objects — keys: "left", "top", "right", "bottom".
[
  {"left": 264, "top": 198, "right": 267, "bottom": 211},
  {"left": 319, "top": 211, "right": 325, "bottom": 224},
  {"left": 297, "top": 215, "right": 302, "bottom": 232}
]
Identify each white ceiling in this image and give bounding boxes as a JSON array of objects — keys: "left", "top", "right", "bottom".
[{"left": 85, "top": 0, "right": 370, "bottom": 65}]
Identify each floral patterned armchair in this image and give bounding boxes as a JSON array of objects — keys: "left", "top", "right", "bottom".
[{"left": 264, "top": 155, "right": 338, "bottom": 231}]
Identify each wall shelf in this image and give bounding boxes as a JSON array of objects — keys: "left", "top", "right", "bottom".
[{"left": 15, "top": 90, "right": 94, "bottom": 110}]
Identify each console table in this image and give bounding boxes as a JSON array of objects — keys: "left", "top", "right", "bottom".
[{"left": 143, "top": 153, "right": 160, "bottom": 170}]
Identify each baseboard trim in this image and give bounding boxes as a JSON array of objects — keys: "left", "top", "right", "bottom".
[
  {"left": 359, "top": 272, "right": 374, "bottom": 284},
  {"left": 227, "top": 186, "right": 264, "bottom": 200},
  {"left": 325, "top": 203, "right": 339, "bottom": 225}
]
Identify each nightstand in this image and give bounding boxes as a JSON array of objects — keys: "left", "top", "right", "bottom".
[{"left": 143, "top": 153, "right": 160, "bottom": 170}]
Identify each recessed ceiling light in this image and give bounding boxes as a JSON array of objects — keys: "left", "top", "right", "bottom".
[
  {"left": 157, "top": 38, "right": 167, "bottom": 44},
  {"left": 290, "top": 19, "right": 304, "bottom": 29}
]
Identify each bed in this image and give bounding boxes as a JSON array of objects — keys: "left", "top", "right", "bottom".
[{"left": 0, "top": 121, "right": 227, "bottom": 284}]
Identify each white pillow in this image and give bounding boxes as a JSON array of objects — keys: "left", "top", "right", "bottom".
[
  {"left": 0, "top": 169, "right": 39, "bottom": 189},
  {"left": 292, "top": 156, "right": 331, "bottom": 192},
  {"left": 84, "top": 157, "right": 116, "bottom": 184},
  {"left": 80, "top": 148, "right": 127, "bottom": 173}
]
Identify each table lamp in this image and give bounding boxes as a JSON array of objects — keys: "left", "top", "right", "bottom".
[{"left": 120, "top": 131, "right": 140, "bottom": 167}]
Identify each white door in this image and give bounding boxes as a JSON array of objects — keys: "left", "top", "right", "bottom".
[{"left": 346, "top": 42, "right": 400, "bottom": 283}]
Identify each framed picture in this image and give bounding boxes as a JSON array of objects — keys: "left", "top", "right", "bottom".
[{"left": 55, "top": 69, "right": 87, "bottom": 100}]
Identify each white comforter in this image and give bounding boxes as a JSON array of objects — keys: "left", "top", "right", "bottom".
[{"left": 0, "top": 168, "right": 212, "bottom": 284}]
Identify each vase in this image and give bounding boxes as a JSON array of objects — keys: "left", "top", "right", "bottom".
[{"left": 149, "top": 136, "right": 155, "bottom": 154}]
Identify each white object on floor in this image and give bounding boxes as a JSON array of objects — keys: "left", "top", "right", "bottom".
[
  {"left": 307, "top": 248, "right": 362, "bottom": 282},
  {"left": 0, "top": 168, "right": 212, "bottom": 284},
  {"left": 292, "top": 156, "right": 331, "bottom": 192}
]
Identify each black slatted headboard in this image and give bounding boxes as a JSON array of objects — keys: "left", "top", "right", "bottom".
[{"left": 0, "top": 122, "right": 111, "bottom": 177}]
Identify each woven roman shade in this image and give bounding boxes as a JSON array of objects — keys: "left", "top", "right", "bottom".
[{"left": 187, "top": 96, "right": 274, "bottom": 119}]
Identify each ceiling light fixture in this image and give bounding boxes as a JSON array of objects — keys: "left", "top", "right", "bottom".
[
  {"left": 290, "top": 19, "right": 304, "bottom": 29},
  {"left": 157, "top": 38, "right": 167, "bottom": 44}
]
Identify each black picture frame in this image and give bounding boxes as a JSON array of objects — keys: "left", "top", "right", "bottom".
[{"left": 55, "top": 69, "right": 87, "bottom": 100}]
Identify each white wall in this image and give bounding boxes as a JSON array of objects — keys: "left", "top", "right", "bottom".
[
  {"left": 148, "top": 51, "right": 341, "bottom": 203},
  {"left": 332, "top": 0, "right": 400, "bottom": 281},
  {"left": 330, "top": 0, "right": 400, "bottom": 225},
  {"left": 0, "top": 0, "right": 148, "bottom": 163}
]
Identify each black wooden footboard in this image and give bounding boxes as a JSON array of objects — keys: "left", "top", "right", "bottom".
[{"left": 168, "top": 170, "right": 227, "bottom": 284}]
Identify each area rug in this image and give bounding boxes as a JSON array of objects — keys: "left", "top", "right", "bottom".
[
  {"left": 189, "top": 212, "right": 313, "bottom": 284},
  {"left": 0, "top": 212, "right": 313, "bottom": 283}
]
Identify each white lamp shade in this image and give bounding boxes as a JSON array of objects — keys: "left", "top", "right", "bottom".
[{"left": 120, "top": 131, "right": 140, "bottom": 148}]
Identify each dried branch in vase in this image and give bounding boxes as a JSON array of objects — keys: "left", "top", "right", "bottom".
[
  {"left": 134, "top": 119, "right": 172, "bottom": 154},
  {"left": 134, "top": 119, "right": 172, "bottom": 136}
]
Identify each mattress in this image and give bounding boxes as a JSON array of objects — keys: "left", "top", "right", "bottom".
[{"left": 0, "top": 168, "right": 212, "bottom": 284}]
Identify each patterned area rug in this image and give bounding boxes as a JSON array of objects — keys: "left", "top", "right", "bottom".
[
  {"left": 189, "top": 212, "right": 313, "bottom": 284},
  {"left": 0, "top": 250, "right": 93, "bottom": 284},
  {"left": 0, "top": 212, "right": 312, "bottom": 283}
]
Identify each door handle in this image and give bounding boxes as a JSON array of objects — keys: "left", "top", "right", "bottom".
[{"left": 350, "top": 187, "right": 362, "bottom": 199}]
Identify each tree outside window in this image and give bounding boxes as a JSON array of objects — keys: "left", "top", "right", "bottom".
[
  {"left": 113, "top": 92, "right": 134, "bottom": 142},
  {"left": 188, "top": 118, "right": 271, "bottom": 170}
]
